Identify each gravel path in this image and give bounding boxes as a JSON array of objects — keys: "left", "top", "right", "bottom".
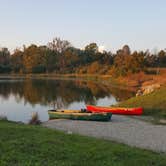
[{"left": 43, "top": 115, "right": 166, "bottom": 153}]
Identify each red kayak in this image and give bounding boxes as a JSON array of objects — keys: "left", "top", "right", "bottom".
[{"left": 86, "top": 105, "right": 143, "bottom": 115}]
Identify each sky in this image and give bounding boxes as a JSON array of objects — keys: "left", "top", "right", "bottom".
[{"left": 0, "top": 0, "right": 166, "bottom": 52}]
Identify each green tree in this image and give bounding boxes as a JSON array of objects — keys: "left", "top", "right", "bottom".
[
  {"left": 0, "top": 48, "right": 11, "bottom": 73},
  {"left": 45, "top": 49, "right": 58, "bottom": 72},
  {"left": 84, "top": 43, "right": 102, "bottom": 63},
  {"left": 0, "top": 48, "right": 10, "bottom": 65},
  {"left": 85, "top": 43, "right": 98, "bottom": 53},
  {"left": 158, "top": 50, "right": 166, "bottom": 67}
]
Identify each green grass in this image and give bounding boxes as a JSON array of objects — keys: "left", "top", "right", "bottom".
[
  {"left": 0, "top": 120, "right": 166, "bottom": 166},
  {"left": 118, "top": 87, "right": 166, "bottom": 119}
]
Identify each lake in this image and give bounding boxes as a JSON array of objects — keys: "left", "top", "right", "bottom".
[{"left": 0, "top": 78, "right": 135, "bottom": 123}]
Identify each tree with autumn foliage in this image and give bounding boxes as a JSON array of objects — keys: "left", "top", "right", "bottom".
[
  {"left": 11, "top": 49, "right": 23, "bottom": 73},
  {"left": 114, "top": 45, "right": 146, "bottom": 76},
  {"left": 0, "top": 38, "right": 166, "bottom": 75},
  {"left": 23, "top": 45, "right": 46, "bottom": 73}
]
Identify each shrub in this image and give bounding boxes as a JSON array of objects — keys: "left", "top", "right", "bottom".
[
  {"left": 0, "top": 65, "right": 12, "bottom": 73},
  {"left": 32, "top": 65, "right": 46, "bottom": 73},
  {"left": 87, "top": 61, "right": 101, "bottom": 74},
  {"left": 29, "top": 112, "right": 41, "bottom": 125}
]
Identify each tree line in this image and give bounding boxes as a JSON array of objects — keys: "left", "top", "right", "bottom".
[{"left": 0, "top": 37, "right": 166, "bottom": 76}]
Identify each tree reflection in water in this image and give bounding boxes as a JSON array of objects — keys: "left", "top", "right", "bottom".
[{"left": 0, "top": 79, "right": 134, "bottom": 109}]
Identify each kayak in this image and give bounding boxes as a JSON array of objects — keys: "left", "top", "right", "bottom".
[
  {"left": 86, "top": 105, "right": 143, "bottom": 115},
  {"left": 48, "top": 109, "right": 82, "bottom": 113},
  {"left": 48, "top": 111, "right": 112, "bottom": 121}
]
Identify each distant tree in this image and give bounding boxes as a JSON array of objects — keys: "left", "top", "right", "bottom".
[
  {"left": 1, "top": 39, "right": 166, "bottom": 75},
  {"left": 87, "top": 61, "right": 101, "bottom": 74},
  {"left": 122, "top": 45, "right": 131, "bottom": 56},
  {"left": 32, "top": 65, "right": 46, "bottom": 73},
  {"left": 45, "top": 49, "right": 58, "bottom": 72},
  {"left": 114, "top": 49, "right": 128, "bottom": 76},
  {"left": 11, "top": 49, "right": 24, "bottom": 73},
  {"left": 23, "top": 45, "right": 46, "bottom": 73},
  {"left": 158, "top": 50, "right": 166, "bottom": 67},
  {"left": 101, "top": 51, "right": 114, "bottom": 65},
  {"left": 114, "top": 46, "right": 145, "bottom": 76},
  {"left": 63, "top": 47, "right": 79, "bottom": 68},
  {"left": 85, "top": 43, "right": 98, "bottom": 53},
  {"left": 84, "top": 43, "right": 102, "bottom": 63},
  {"left": 0, "top": 48, "right": 11, "bottom": 73},
  {"left": 130, "top": 51, "right": 145, "bottom": 73},
  {"left": 0, "top": 65, "right": 11, "bottom": 73},
  {"left": 48, "top": 37, "right": 71, "bottom": 53},
  {"left": 0, "top": 48, "right": 10, "bottom": 65}
]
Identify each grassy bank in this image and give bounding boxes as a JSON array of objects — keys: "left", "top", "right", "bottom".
[
  {"left": 0, "top": 120, "right": 166, "bottom": 166},
  {"left": 118, "top": 87, "right": 166, "bottom": 119}
]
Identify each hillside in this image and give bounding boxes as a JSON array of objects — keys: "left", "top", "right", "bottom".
[{"left": 118, "top": 87, "right": 166, "bottom": 119}]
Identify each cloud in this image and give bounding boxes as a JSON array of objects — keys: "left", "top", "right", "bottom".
[{"left": 98, "top": 45, "right": 105, "bottom": 53}]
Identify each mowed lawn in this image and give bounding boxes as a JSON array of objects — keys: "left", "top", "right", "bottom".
[
  {"left": 0, "top": 121, "right": 166, "bottom": 166},
  {"left": 118, "top": 87, "right": 166, "bottom": 119}
]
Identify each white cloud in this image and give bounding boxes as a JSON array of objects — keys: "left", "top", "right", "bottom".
[{"left": 98, "top": 45, "right": 105, "bottom": 53}]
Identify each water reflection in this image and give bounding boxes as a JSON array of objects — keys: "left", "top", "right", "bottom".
[{"left": 0, "top": 79, "right": 134, "bottom": 123}]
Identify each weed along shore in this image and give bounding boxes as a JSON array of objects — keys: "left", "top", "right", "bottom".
[{"left": 0, "top": 120, "right": 166, "bottom": 165}]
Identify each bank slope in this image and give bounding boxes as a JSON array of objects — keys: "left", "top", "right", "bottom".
[{"left": 118, "top": 87, "right": 166, "bottom": 118}]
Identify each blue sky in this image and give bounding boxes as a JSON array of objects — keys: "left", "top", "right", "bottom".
[{"left": 0, "top": 0, "right": 165, "bottom": 52}]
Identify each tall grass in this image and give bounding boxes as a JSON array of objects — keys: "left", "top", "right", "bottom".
[{"left": 29, "top": 112, "right": 41, "bottom": 125}]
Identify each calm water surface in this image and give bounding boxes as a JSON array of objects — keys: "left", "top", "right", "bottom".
[{"left": 0, "top": 78, "right": 134, "bottom": 123}]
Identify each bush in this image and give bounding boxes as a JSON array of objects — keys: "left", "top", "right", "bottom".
[
  {"left": 29, "top": 112, "right": 41, "bottom": 125},
  {"left": 0, "top": 65, "right": 12, "bottom": 73},
  {"left": 145, "top": 69, "right": 158, "bottom": 75},
  {"left": 87, "top": 61, "right": 101, "bottom": 74},
  {"left": 32, "top": 65, "right": 46, "bottom": 73}
]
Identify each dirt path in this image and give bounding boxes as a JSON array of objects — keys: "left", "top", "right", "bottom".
[{"left": 43, "top": 115, "right": 166, "bottom": 153}]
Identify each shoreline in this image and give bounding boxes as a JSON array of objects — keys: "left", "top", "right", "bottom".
[
  {"left": 0, "top": 73, "right": 165, "bottom": 119},
  {"left": 0, "top": 73, "right": 140, "bottom": 92},
  {"left": 0, "top": 72, "right": 165, "bottom": 93},
  {"left": 43, "top": 115, "right": 166, "bottom": 153}
]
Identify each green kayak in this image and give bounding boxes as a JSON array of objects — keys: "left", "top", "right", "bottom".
[{"left": 48, "top": 111, "right": 112, "bottom": 122}]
